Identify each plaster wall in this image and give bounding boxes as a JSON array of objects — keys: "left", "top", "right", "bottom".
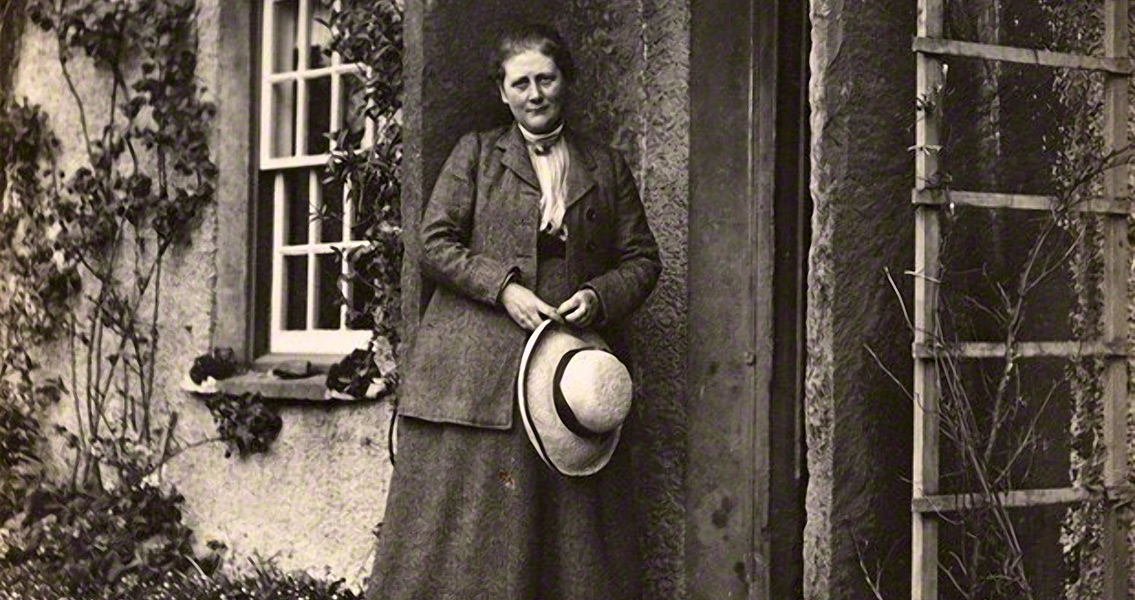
[{"left": 11, "top": 1, "right": 393, "bottom": 589}]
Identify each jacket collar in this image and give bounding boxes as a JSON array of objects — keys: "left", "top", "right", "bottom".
[{"left": 496, "top": 123, "right": 596, "bottom": 210}]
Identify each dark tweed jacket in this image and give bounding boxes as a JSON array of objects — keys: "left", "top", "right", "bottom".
[{"left": 399, "top": 124, "right": 661, "bottom": 430}]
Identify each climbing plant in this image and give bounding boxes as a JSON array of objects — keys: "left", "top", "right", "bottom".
[
  {"left": 320, "top": 0, "right": 404, "bottom": 399},
  {"left": 14, "top": 0, "right": 218, "bottom": 487},
  {"left": 0, "top": 0, "right": 217, "bottom": 591}
]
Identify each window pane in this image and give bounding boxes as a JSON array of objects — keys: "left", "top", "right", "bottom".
[
  {"left": 270, "top": 80, "right": 297, "bottom": 158},
  {"left": 307, "top": 75, "right": 332, "bottom": 155},
  {"left": 315, "top": 252, "right": 342, "bottom": 329},
  {"left": 320, "top": 173, "right": 344, "bottom": 243},
  {"left": 341, "top": 73, "right": 367, "bottom": 149},
  {"left": 284, "top": 169, "right": 310, "bottom": 245},
  {"left": 284, "top": 255, "right": 309, "bottom": 330},
  {"left": 272, "top": 0, "right": 299, "bottom": 73},
  {"left": 309, "top": 1, "right": 333, "bottom": 69}
]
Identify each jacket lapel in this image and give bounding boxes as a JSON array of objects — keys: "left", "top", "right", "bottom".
[
  {"left": 496, "top": 124, "right": 597, "bottom": 210},
  {"left": 563, "top": 129, "right": 596, "bottom": 211},
  {"left": 496, "top": 125, "right": 539, "bottom": 190}
]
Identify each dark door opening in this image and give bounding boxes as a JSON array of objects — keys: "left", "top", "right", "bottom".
[{"left": 769, "top": 0, "right": 811, "bottom": 597}]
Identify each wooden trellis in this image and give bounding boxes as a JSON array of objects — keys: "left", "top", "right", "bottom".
[{"left": 912, "top": 1, "right": 1133, "bottom": 599}]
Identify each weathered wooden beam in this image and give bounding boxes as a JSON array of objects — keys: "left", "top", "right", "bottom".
[
  {"left": 912, "top": 36, "right": 1134, "bottom": 75},
  {"left": 913, "top": 3, "right": 943, "bottom": 600},
  {"left": 913, "top": 485, "right": 1135, "bottom": 514},
  {"left": 912, "top": 487, "right": 1089, "bottom": 513},
  {"left": 1100, "top": 2, "right": 1130, "bottom": 599},
  {"left": 912, "top": 189, "right": 1131, "bottom": 214},
  {"left": 912, "top": 340, "right": 1126, "bottom": 360}
]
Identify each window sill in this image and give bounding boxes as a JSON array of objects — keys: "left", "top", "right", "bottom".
[
  {"left": 210, "top": 371, "right": 391, "bottom": 403},
  {"left": 251, "top": 353, "right": 342, "bottom": 374},
  {"left": 215, "top": 371, "right": 331, "bottom": 402},
  {"left": 180, "top": 371, "right": 335, "bottom": 402},
  {"left": 180, "top": 356, "right": 392, "bottom": 403}
]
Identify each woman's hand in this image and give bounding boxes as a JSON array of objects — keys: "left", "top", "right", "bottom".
[
  {"left": 500, "top": 283, "right": 564, "bottom": 331},
  {"left": 556, "top": 289, "right": 600, "bottom": 328}
]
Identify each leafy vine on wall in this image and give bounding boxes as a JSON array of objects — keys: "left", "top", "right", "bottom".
[
  {"left": 0, "top": 0, "right": 220, "bottom": 592},
  {"left": 321, "top": 0, "right": 404, "bottom": 401}
]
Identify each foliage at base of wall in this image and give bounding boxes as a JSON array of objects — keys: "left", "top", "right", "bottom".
[
  {"left": 0, "top": 390, "right": 352, "bottom": 599},
  {"left": 202, "top": 392, "right": 282, "bottom": 458},
  {"left": 1, "top": 538, "right": 362, "bottom": 600},
  {"left": 0, "top": 563, "right": 360, "bottom": 600}
]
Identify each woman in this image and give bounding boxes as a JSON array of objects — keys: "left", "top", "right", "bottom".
[{"left": 366, "top": 24, "right": 661, "bottom": 600}]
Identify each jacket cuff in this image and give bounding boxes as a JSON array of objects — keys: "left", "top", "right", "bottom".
[
  {"left": 496, "top": 268, "right": 520, "bottom": 306},
  {"left": 581, "top": 284, "right": 608, "bottom": 327}
]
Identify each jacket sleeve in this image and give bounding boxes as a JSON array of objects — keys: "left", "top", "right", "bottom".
[
  {"left": 584, "top": 151, "right": 662, "bottom": 325},
  {"left": 419, "top": 132, "right": 518, "bottom": 306}
]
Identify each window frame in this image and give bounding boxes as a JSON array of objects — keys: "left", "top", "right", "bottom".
[{"left": 253, "top": 0, "right": 375, "bottom": 357}]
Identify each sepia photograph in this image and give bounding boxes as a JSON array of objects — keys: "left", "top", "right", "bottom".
[{"left": 0, "top": 1, "right": 1132, "bottom": 599}]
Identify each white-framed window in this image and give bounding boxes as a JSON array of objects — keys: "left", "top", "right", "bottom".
[{"left": 258, "top": 0, "right": 373, "bottom": 354}]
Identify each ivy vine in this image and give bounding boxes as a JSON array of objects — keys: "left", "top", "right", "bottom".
[{"left": 320, "top": 0, "right": 404, "bottom": 401}]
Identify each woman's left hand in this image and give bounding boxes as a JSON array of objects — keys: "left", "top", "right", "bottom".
[{"left": 556, "top": 289, "right": 601, "bottom": 328}]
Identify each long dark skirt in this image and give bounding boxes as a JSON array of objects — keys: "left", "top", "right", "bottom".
[
  {"left": 363, "top": 410, "right": 641, "bottom": 600},
  {"left": 365, "top": 243, "right": 641, "bottom": 599}
]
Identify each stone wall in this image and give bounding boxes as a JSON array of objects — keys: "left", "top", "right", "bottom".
[{"left": 806, "top": 1, "right": 916, "bottom": 598}]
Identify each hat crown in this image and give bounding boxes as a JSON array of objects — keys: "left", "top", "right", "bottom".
[{"left": 558, "top": 350, "right": 632, "bottom": 433}]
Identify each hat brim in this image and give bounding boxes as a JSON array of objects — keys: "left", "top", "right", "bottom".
[{"left": 517, "top": 320, "right": 624, "bottom": 477}]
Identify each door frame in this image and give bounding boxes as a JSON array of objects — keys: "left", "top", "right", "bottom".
[{"left": 686, "top": 0, "right": 810, "bottom": 597}]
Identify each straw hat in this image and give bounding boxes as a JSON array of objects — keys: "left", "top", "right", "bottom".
[{"left": 517, "top": 320, "right": 633, "bottom": 477}]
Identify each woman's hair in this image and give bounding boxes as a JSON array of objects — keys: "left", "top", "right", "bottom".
[{"left": 490, "top": 24, "right": 575, "bottom": 86}]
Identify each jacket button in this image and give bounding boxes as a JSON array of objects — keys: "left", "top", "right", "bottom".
[{"left": 586, "top": 207, "right": 598, "bottom": 221}]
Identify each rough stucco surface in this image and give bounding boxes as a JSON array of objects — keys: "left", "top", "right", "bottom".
[
  {"left": 559, "top": 3, "right": 690, "bottom": 595},
  {"left": 636, "top": 1, "right": 690, "bottom": 597},
  {"left": 12, "top": 1, "right": 394, "bottom": 589},
  {"left": 562, "top": 0, "right": 693, "bottom": 596},
  {"left": 807, "top": 1, "right": 916, "bottom": 599}
]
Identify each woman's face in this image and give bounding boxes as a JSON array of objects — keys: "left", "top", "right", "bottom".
[{"left": 499, "top": 48, "right": 567, "bottom": 134}]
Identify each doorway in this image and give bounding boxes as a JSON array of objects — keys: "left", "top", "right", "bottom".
[{"left": 686, "top": 0, "right": 810, "bottom": 597}]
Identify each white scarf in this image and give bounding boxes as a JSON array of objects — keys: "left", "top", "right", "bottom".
[{"left": 519, "top": 122, "right": 570, "bottom": 240}]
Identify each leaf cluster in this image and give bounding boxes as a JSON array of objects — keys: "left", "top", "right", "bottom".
[
  {"left": 0, "top": 101, "right": 77, "bottom": 356},
  {"left": 1, "top": 477, "right": 195, "bottom": 594},
  {"left": 202, "top": 393, "right": 283, "bottom": 459},
  {"left": 320, "top": 0, "right": 404, "bottom": 395}
]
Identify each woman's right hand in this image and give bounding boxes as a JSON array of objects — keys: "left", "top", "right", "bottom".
[{"left": 499, "top": 282, "right": 564, "bottom": 331}]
